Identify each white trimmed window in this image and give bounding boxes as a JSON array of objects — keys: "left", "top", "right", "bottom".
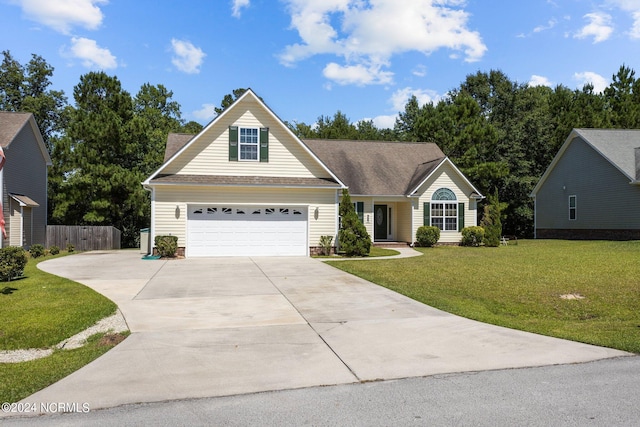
[
  {"left": 431, "top": 188, "right": 458, "bottom": 231},
  {"left": 240, "top": 128, "right": 259, "bottom": 161},
  {"left": 569, "top": 195, "right": 577, "bottom": 220}
]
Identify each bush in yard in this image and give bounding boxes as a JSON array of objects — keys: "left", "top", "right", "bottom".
[
  {"left": 29, "top": 244, "right": 45, "bottom": 258},
  {"left": 49, "top": 245, "right": 60, "bottom": 255},
  {"left": 416, "top": 226, "right": 440, "bottom": 247},
  {"left": 319, "top": 235, "right": 333, "bottom": 256},
  {"left": 155, "top": 235, "right": 178, "bottom": 257},
  {"left": 481, "top": 190, "right": 502, "bottom": 247},
  {"left": 0, "top": 246, "right": 28, "bottom": 282},
  {"left": 338, "top": 189, "right": 371, "bottom": 256},
  {"left": 461, "top": 226, "right": 485, "bottom": 247},
  {"left": 66, "top": 243, "right": 75, "bottom": 253}
]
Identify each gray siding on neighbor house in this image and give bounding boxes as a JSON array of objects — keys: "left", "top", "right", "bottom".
[
  {"left": 3, "top": 122, "right": 48, "bottom": 246},
  {"left": 535, "top": 136, "right": 640, "bottom": 232}
]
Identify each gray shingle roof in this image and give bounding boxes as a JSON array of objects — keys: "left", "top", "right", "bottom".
[
  {"left": 159, "top": 134, "right": 448, "bottom": 195},
  {"left": 164, "top": 133, "right": 195, "bottom": 162},
  {"left": 574, "top": 128, "right": 640, "bottom": 180},
  {"left": 0, "top": 111, "right": 32, "bottom": 148},
  {"left": 150, "top": 174, "right": 340, "bottom": 188},
  {"left": 303, "top": 139, "right": 446, "bottom": 195}
]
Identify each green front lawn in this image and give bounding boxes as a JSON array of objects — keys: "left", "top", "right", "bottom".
[
  {"left": 1, "top": 253, "right": 121, "bottom": 402},
  {"left": 327, "top": 240, "right": 640, "bottom": 353}
]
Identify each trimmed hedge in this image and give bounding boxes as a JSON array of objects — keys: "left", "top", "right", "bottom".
[
  {"left": 155, "top": 235, "right": 178, "bottom": 257},
  {"left": 29, "top": 244, "right": 45, "bottom": 258},
  {"left": 416, "top": 226, "right": 440, "bottom": 247},
  {"left": 0, "top": 247, "right": 28, "bottom": 282},
  {"left": 461, "top": 226, "right": 485, "bottom": 247}
]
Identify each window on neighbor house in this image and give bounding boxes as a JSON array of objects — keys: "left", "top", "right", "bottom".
[
  {"left": 569, "top": 195, "right": 577, "bottom": 220},
  {"left": 240, "top": 128, "right": 259, "bottom": 161}
]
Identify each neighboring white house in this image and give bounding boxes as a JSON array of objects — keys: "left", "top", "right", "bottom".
[
  {"left": 143, "top": 89, "right": 483, "bottom": 257},
  {"left": 531, "top": 128, "right": 640, "bottom": 240},
  {"left": 0, "top": 112, "right": 51, "bottom": 248}
]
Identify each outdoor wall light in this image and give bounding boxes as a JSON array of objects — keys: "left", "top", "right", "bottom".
[
  {"left": 175, "top": 205, "right": 181, "bottom": 219},
  {"left": 366, "top": 214, "right": 370, "bottom": 223},
  {"left": 314, "top": 207, "right": 319, "bottom": 220}
]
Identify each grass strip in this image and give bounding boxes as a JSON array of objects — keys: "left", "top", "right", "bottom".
[
  {"left": 0, "top": 253, "right": 117, "bottom": 350},
  {"left": 0, "top": 332, "right": 128, "bottom": 403}
]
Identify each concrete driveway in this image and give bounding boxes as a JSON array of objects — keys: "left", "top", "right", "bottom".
[{"left": 22, "top": 250, "right": 628, "bottom": 411}]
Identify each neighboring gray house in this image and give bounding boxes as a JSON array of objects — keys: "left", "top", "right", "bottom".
[
  {"left": 531, "top": 128, "right": 640, "bottom": 240},
  {"left": 0, "top": 112, "right": 51, "bottom": 248}
]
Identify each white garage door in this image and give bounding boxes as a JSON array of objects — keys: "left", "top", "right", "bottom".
[{"left": 187, "top": 206, "right": 308, "bottom": 257}]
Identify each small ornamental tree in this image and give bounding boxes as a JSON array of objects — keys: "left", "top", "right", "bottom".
[
  {"left": 481, "top": 190, "right": 502, "bottom": 247},
  {"left": 338, "top": 189, "right": 371, "bottom": 256}
]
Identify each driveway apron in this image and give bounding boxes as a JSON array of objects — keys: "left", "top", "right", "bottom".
[{"left": 21, "top": 250, "right": 628, "bottom": 412}]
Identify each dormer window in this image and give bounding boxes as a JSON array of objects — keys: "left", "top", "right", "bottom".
[
  {"left": 229, "top": 126, "right": 269, "bottom": 162},
  {"left": 240, "top": 128, "right": 259, "bottom": 161}
]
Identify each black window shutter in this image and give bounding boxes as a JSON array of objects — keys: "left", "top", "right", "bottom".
[
  {"left": 423, "top": 202, "right": 430, "bottom": 226},
  {"left": 229, "top": 126, "right": 238, "bottom": 161},
  {"left": 260, "top": 127, "right": 269, "bottom": 162},
  {"left": 357, "top": 202, "right": 364, "bottom": 223},
  {"left": 458, "top": 202, "right": 464, "bottom": 231}
]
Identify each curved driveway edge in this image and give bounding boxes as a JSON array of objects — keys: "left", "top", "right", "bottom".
[{"left": 11, "top": 250, "right": 630, "bottom": 415}]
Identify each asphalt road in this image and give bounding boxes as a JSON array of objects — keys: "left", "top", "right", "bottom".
[{"left": 3, "top": 355, "right": 638, "bottom": 426}]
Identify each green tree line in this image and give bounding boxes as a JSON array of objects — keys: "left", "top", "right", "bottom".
[{"left": 2, "top": 49, "right": 640, "bottom": 244}]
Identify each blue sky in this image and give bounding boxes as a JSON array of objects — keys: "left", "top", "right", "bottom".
[{"left": 1, "top": 0, "right": 640, "bottom": 129}]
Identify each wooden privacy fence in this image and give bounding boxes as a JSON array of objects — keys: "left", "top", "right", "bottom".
[{"left": 46, "top": 226, "right": 121, "bottom": 251}]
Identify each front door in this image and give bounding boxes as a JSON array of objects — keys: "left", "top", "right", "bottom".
[{"left": 374, "top": 204, "right": 387, "bottom": 240}]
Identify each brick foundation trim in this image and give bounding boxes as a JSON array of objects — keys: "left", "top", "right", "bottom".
[{"left": 536, "top": 229, "right": 640, "bottom": 240}]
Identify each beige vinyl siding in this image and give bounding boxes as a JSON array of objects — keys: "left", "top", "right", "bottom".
[
  {"left": 162, "top": 99, "right": 331, "bottom": 179},
  {"left": 396, "top": 201, "right": 413, "bottom": 242},
  {"left": 153, "top": 186, "right": 338, "bottom": 248},
  {"left": 3, "top": 122, "right": 48, "bottom": 247},
  {"left": 536, "top": 137, "right": 640, "bottom": 230},
  {"left": 413, "top": 162, "right": 478, "bottom": 244},
  {"left": 8, "top": 200, "right": 21, "bottom": 246}
]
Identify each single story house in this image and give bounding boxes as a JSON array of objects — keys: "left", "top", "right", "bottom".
[
  {"left": 0, "top": 112, "right": 51, "bottom": 248},
  {"left": 143, "top": 89, "right": 483, "bottom": 257},
  {"left": 531, "top": 128, "right": 640, "bottom": 240}
]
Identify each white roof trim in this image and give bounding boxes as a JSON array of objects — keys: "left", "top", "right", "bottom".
[
  {"left": 143, "top": 89, "right": 346, "bottom": 188},
  {"left": 408, "top": 157, "right": 484, "bottom": 199}
]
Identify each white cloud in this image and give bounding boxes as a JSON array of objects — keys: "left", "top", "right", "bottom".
[
  {"left": 412, "top": 64, "right": 427, "bottom": 77},
  {"left": 11, "top": 0, "right": 107, "bottom": 34},
  {"left": 529, "top": 75, "right": 553, "bottom": 87},
  {"left": 170, "top": 39, "right": 206, "bottom": 74},
  {"left": 573, "top": 71, "right": 609, "bottom": 93},
  {"left": 67, "top": 37, "right": 117, "bottom": 69},
  {"left": 192, "top": 103, "right": 217, "bottom": 122},
  {"left": 279, "top": 0, "right": 486, "bottom": 86},
  {"left": 367, "top": 87, "right": 441, "bottom": 130},
  {"left": 607, "top": 0, "right": 640, "bottom": 38},
  {"left": 574, "top": 12, "right": 614, "bottom": 43},
  {"left": 371, "top": 114, "right": 397, "bottom": 129},
  {"left": 390, "top": 87, "right": 441, "bottom": 111},
  {"left": 231, "top": 0, "right": 250, "bottom": 18},
  {"left": 322, "top": 62, "right": 393, "bottom": 86},
  {"left": 533, "top": 18, "right": 557, "bottom": 33}
]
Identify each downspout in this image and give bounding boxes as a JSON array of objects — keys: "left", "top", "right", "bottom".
[
  {"left": 0, "top": 169, "right": 3, "bottom": 248},
  {"left": 143, "top": 185, "right": 155, "bottom": 255},
  {"left": 533, "top": 195, "right": 537, "bottom": 239},
  {"left": 335, "top": 189, "right": 340, "bottom": 252}
]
